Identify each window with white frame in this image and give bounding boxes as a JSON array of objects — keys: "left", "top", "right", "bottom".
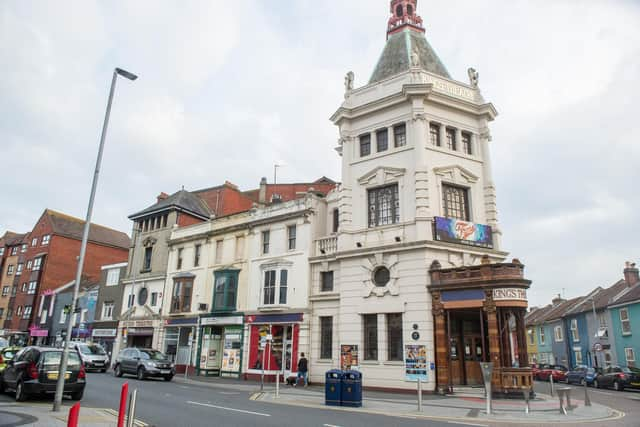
[
  {"left": 21, "top": 244, "right": 27, "bottom": 253},
  {"left": 60, "top": 309, "right": 67, "bottom": 324},
  {"left": 597, "top": 312, "right": 609, "bottom": 338},
  {"left": 625, "top": 348, "right": 636, "bottom": 368},
  {"left": 40, "top": 309, "right": 47, "bottom": 324},
  {"left": 262, "top": 268, "right": 289, "bottom": 306},
  {"left": 105, "top": 268, "right": 119, "bottom": 286},
  {"left": 21, "top": 283, "right": 27, "bottom": 293},
  {"left": 102, "top": 302, "right": 114, "bottom": 320},
  {"left": 570, "top": 319, "right": 580, "bottom": 342},
  {"left": 1, "top": 286, "right": 8, "bottom": 297},
  {"left": 26, "top": 260, "right": 32, "bottom": 270},
  {"left": 368, "top": 184, "right": 400, "bottom": 227},
  {"left": 42, "top": 235, "right": 50, "bottom": 245},
  {"left": 27, "top": 281, "right": 37, "bottom": 294},
  {"left": 604, "top": 350, "right": 613, "bottom": 366},
  {"left": 7, "top": 265, "right": 14, "bottom": 276},
  {"left": 32, "top": 257, "right": 42, "bottom": 271},
  {"left": 262, "top": 231, "right": 270, "bottom": 255},
  {"left": 528, "top": 329, "right": 535, "bottom": 345},
  {"left": 10, "top": 247, "right": 18, "bottom": 256},
  {"left": 620, "top": 308, "right": 632, "bottom": 335},
  {"left": 0, "top": 248, "right": 4, "bottom": 256},
  {"left": 235, "top": 236, "right": 245, "bottom": 260},
  {"left": 23, "top": 305, "right": 32, "bottom": 319},
  {"left": 16, "top": 263, "right": 23, "bottom": 275},
  {"left": 539, "top": 327, "right": 546, "bottom": 345},
  {"left": 554, "top": 325, "right": 564, "bottom": 342},
  {"left": 574, "top": 347, "right": 583, "bottom": 365},
  {"left": 393, "top": 123, "right": 406, "bottom": 147},
  {"left": 127, "top": 293, "right": 134, "bottom": 308},
  {"left": 31, "top": 237, "right": 38, "bottom": 247},
  {"left": 16, "top": 306, "right": 23, "bottom": 316},
  {"left": 194, "top": 244, "right": 201, "bottom": 267}
]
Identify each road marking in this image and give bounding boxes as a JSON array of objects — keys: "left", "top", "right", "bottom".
[
  {"left": 591, "top": 390, "right": 615, "bottom": 396},
  {"left": 218, "top": 391, "right": 240, "bottom": 395},
  {"left": 323, "top": 424, "right": 342, "bottom": 427},
  {"left": 446, "top": 422, "right": 487, "bottom": 427},
  {"left": 186, "top": 401, "right": 271, "bottom": 417}
]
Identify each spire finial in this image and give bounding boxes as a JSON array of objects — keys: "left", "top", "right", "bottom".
[{"left": 387, "top": 0, "right": 424, "bottom": 39}]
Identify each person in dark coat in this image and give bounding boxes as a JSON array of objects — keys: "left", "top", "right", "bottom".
[{"left": 296, "top": 353, "right": 308, "bottom": 387}]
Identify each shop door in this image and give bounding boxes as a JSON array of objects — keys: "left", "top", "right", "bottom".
[
  {"left": 283, "top": 325, "right": 294, "bottom": 377},
  {"left": 463, "top": 336, "right": 484, "bottom": 385},
  {"left": 200, "top": 328, "right": 222, "bottom": 372}
]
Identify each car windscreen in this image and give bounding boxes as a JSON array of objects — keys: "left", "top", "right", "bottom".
[
  {"left": 2, "top": 349, "right": 18, "bottom": 360},
  {"left": 79, "top": 344, "right": 106, "bottom": 355},
  {"left": 42, "top": 351, "right": 81, "bottom": 367},
  {"left": 139, "top": 350, "right": 165, "bottom": 361}
]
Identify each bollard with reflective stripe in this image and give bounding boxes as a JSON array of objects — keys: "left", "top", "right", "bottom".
[
  {"left": 118, "top": 382, "right": 129, "bottom": 427},
  {"left": 67, "top": 402, "right": 81, "bottom": 427}
]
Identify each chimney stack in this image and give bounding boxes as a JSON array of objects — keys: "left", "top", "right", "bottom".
[
  {"left": 551, "top": 294, "right": 566, "bottom": 306},
  {"left": 157, "top": 192, "right": 169, "bottom": 203},
  {"left": 259, "top": 177, "right": 267, "bottom": 204},
  {"left": 624, "top": 261, "right": 639, "bottom": 286}
]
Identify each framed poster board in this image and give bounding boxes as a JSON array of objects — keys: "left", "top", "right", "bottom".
[
  {"left": 340, "top": 344, "right": 359, "bottom": 370},
  {"left": 405, "top": 344, "right": 428, "bottom": 381}
]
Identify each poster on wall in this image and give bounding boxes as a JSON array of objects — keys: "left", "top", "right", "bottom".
[
  {"left": 434, "top": 216, "right": 493, "bottom": 248},
  {"left": 405, "top": 345, "right": 428, "bottom": 381},
  {"left": 222, "top": 349, "right": 240, "bottom": 371},
  {"left": 340, "top": 345, "right": 359, "bottom": 371}
]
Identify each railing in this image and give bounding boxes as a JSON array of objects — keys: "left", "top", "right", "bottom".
[
  {"left": 315, "top": 236, "right": 337, "bottom": 256},
  {"left": 498, "top": 367, "right": 533, "bottom": 392}
]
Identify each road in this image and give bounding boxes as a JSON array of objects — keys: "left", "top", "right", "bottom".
[
  {"left": 532, "top": 379, "right": 640, "bottom": 427},
  {"left": 0, "top": 372, "right": 477, "bottom": 427}
]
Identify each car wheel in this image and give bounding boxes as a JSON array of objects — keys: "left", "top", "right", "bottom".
[
  {"left": 613, "top": 381, "right": 624, "bottom": 392},
  {"left": 580, "top": 378, "right": 586, "bottom": 386},
  {"left": 71, "top": 390, "right": 84, "bottom": 401},
  {"left": 164, "top": 375, "right": 173, "bottom": 382},
  {"left": 593, "top": 379, "right": 600, "bottom": 389},
  {"left": 114, "top": 364, "right": 123, "bottom": 378},
  {"left": 137, "top": 367, "right": 146, "bottom": 381},
  {"left": 15, "top": 381, "right": 26, "bottom": 402}
]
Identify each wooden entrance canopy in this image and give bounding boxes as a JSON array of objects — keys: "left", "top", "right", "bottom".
[{"left": 429, "top": 256, "right": 533, "bottom": 395}]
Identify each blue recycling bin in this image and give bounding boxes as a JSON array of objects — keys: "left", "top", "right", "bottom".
[
  {"left": 325, "top": 370, "right": 343, "bottom": 406},
  {"left": 341, "top": 370, "right": 362, "bottom": 407}
]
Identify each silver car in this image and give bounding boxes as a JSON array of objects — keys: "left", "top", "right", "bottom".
[{"left": 71, "top": 343, "right": 110, "bottom": 372}]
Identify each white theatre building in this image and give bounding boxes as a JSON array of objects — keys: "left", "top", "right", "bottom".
[{"left": 309, "top": 0, "right": 518, "bottom": 392}]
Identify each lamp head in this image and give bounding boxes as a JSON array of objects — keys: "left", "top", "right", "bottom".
[{"left": 115, "top": 67, "right": 138, "bottom": 81}]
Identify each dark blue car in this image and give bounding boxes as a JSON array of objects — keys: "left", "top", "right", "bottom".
[{"left": 566, "top": 365, "right": 598, "bottom": 386}]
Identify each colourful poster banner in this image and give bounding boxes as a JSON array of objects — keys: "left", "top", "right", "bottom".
[
  {"left": 405, "top": 345, "right": 428, "bottom": 381},
  {"left": 434, "top": 217, "right": 493, "bottom": 248},
  {"left": 340, "top": 345, "right": 359, "bottom": 370}
]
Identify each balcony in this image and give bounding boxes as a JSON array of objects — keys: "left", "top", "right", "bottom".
[{"left": 315, "top": 236, "right": 337, "bottom": 256}]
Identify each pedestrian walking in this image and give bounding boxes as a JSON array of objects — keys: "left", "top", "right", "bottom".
[{"left": 296, "top": 352, "right": 308, "bottom": 387}]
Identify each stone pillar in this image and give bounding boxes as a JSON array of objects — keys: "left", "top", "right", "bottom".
[
  {"left": 484, "top": 294, "right": 501, "bottom": 389},
  {"left": 480, "top": 128, "right": 501, "bottom": 249},
  {"left": 439, "top": 124, "right": 447, "bottom": 148},
  {"left": 432, "top": 292, "right": 450, "bottom": 394},
  {"left": 388, "top": 126, "right": 395, "bottom": 148},
  {"left": 455, "top": 128, "right": 462, "bottom": 152},
  {"left": 412, "top": 113, "right": 430, "bottom": 227}
]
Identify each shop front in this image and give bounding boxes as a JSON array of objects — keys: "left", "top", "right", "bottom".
[
  {"left": 163, "top": 317, "right": 198, "bottom": 374},
  {"left": 197, "top": 315, "right": 243, "bottom": 377},
  {"left": 118, "top": 319, "right": 160, "bottom": 354},
  {"left": 245, "top": 313, "right": 303, "bottom": 381},
  {"left": 29, "top": 326, "right": 49, "bottom": 346},
  {"left": 429, "top": 257, "right": 533, "bottom": 395},
  {"left": 91, "top": 325, "right": 118, "bottom": 356}
]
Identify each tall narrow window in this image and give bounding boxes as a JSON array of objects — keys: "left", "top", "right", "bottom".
[
  {"left": 27, "top": 281, "right": 37, "bottom": 294},
  {"left": 442, "top": 184, "right": 470, "bottom": 221},
  {"left": 31, "top": 237, "right": 38, "bottom": 247},
  {"left": 263, "top": 270, "right": 276, "bottom": 305},
  {"left": 394, "top": 123, "right": 406, "bottom": 147},
  {"left": 279, "top": 270, "right": 288, "bottom": 304},
  {"left": 332, "top": 209, "right": 339, "bottom": 233},
  {"left": 21, "top": 244, "right": 27, "bottom": 253},
  {"left": 376, "top": 129, "right": 388, "bottom": 152},
  {"left": 363, "top": 314, "right": 378, "bottom": 361},
  {"left": 446, "top": 128, "right": 456, "bottom": 150},
  {"left": 359, "top": 134, "right": 371, "bottom": 157},
  {"left": 42, "top": 235, "right": 50, "bottom": 245},
  {"left": 620, "top": 308, "right": 632, "bottom": 335},
  {"left": 176, "top": 248, "right": 183, "bottom": 270},
  {"left": 213, "top": 271, "right": 238, "bottom": 312},
  {"left": 7, "top": 265, "right": 14, "bottom": 276},
  {"left": 235, "top": 236, "right": 245, "bottom": 260},
  {"left": 387, "top": 313, "right": 403, "bottom": 361},
  {"left": 102, "top": 302, "right": 114, "bottom": 320},
  {"left": 171, "top": 279, "right": 193, "bottom": 313},
  {"left": 194, "top": 244, "right": 201, "bottom": 267},
  {"left": 143, "top": 247, "right": 152, "bottom": 271},
  {"left": 570, "top": 318, "right": 580, "bottom": 342},
  {"left": 461, "top": 132, "right": 472, "bottom": 154},
  {"left": 320, "top": 316, "right": 333, "bottom": 359},
  {"left": 23, "top": 305, "right": 32, "bottom": 319},
  {"left": 429, "top": 123, "right": 441, "bottom": 146},
  {"left": 33, "top": 257, "right": 42, "bottom": 271},
  {"left": 16, "top": 263, "right": 23, "bottom": 275},
  {"left": 321, "top": 271, "right": 334, "bottom": 292},
  {"left": 127, "top": 293, "right": 134, "bottom": 308},
  {"left": 151, "top": 292, "right": 158, "bottom": 307},
  {"left": 215, "top": 240, "right": 224, "bottom": 264},
  {"left": 262, "top": 231, "right": 270, "bottom": 254},
  {"left": 162, "top": 214, "right": 168, "bottom": 228},
  {"left": 625, "top": 348, "right": 636, "bottom": 368},
  {"left": 287, "top": 225, "right": 297, "bottom": 251},
  {"left": 554, "top": 326, "right": 563, "bottom": 342},
  {"left": 539, "top": 327, "right": 546, "bottom": 345},
  {"left": 368, "top": 184, "right": 400, "bottom": 227}
]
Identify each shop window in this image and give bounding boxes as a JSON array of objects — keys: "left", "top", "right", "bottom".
[
  {"left": 321, "top": 271, "right": 334, "bottom": 292},
  {"left": 368, "top": 184, "right": 400, "bottom": 227},
  {"left": 363, "top": 314, "right": 378, "bottom": 361},
  {"left": 394, "top": 123, "right": 406, "bottom": 147},
  {"left": 248, "top": 324, "right": 297, "bottom": 373},
  {"left": 320, "top": 316, "right": 333, "bottom": 359},
  {"left": 171, "top": 279, "right": 192, "bottom": 313},
  {"left": 213, "top": 270, "right": 238, "bottom": 312},
  {"left": 387, "top": 313, "right": 403, "bottom": 361}
]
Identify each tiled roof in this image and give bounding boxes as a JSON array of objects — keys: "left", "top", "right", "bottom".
[
  {"left": 542, "top": 297, "right": 583, "bottom": 322},
  {"left": 610, "top": 283, "right": 640, "bottom": 306},
  {"left": 369, "top": 30, "right": 450, "bottom": 84},
  {"left": 1, "top": 231, "right": 27, "bottom": 246},
  {"left": 525, "top": 304, "right": 555, "bottom": 326},
  {"left": 45, "top": 210, "right": 130, "bottom": 249},
  {"left": 129, "top": 190, "right": 212, "bottom": 220},
  {"left": 566, "top": 280, "right": 630, "bottom": 315}
]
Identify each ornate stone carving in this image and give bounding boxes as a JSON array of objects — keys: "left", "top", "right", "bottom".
[
  {"left": 142, "top": 237, "right": 157, "bottom": 247},
  {"left": 412, "top": 112, "right": 427, "bottom": 123},
  {"left": 467, "top": 67, "right": 479, "bottom": 88},
  {"left": 344, "top": 71, "right": 354, "bottom": 97}
]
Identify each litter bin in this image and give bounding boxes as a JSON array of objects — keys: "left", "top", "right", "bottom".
[
  {"left": 325, "top": 370, "right": 343, "bottom": 406},
  {"left": 341, "top": 370, "right": 362, "bottom": 407}
]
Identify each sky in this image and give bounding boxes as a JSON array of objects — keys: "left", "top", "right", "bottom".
[{"left": 1, "top": 0, "right": 639, "bottom": 307}]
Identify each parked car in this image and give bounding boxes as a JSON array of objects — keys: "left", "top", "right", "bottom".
[
  {"left": 537, "top": 364, "right": 568, "bottom": 382},
  {"left": 0, "top": 346, "right": 86, "bottom": 401},
  {"left": 566, "top": 365, "right": 598, "bottom": 386},
  {"left": 594, "top": 365, "right": 640, "bottom": 391},
  {"left": 0, "top": 338, "right": 8, "bottom": 348},
  {"left": 531, "top": 363, "right": 544, "bottom": 379},
  {"left": 70, "top": 342, "right": 109, "bottom": 372},
  {"left": 0, "top": 347, "right": 22, "bottom": 373},
  {"left": 113, "top": 348, "right": 175, "bottom": 381}
]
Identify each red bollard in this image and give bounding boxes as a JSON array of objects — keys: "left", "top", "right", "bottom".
[
  {"left": 67, "top": 402, "right": 81, "bottom": 427},
  {"left": 118, "top": 382, "right": 129, "bottom": 427}
]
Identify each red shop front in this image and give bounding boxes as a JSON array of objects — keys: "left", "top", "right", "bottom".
[{"left": 245, "top": 313, "right": 302, "bottom": 381}]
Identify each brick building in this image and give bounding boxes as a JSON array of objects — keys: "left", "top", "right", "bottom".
[
  {"left": 0, "top": 232, "right": 27, "bottom": 338},
  {"left": 3, "top": 209, "right": 129, "bottom": 344}
]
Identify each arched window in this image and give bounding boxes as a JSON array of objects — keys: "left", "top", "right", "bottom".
[{"left": 396, "top": 4, "right": 403, "bottom": 17}]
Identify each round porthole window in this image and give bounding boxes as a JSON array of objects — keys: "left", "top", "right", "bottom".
[
  {"left": 138, "top": 287, "right": 148, "bottom": 306},
  {"left": 373, "top": 266, "right": 390, "bottom": 287}
]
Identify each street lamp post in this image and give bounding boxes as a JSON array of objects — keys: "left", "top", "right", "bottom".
[{"left": 53, "top": 67, "right": 137, "bottom": 412}]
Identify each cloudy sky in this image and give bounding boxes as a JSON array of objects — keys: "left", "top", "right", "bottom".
[{"left": 1, "top": 0, "right": 638, "bottom": 306}]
